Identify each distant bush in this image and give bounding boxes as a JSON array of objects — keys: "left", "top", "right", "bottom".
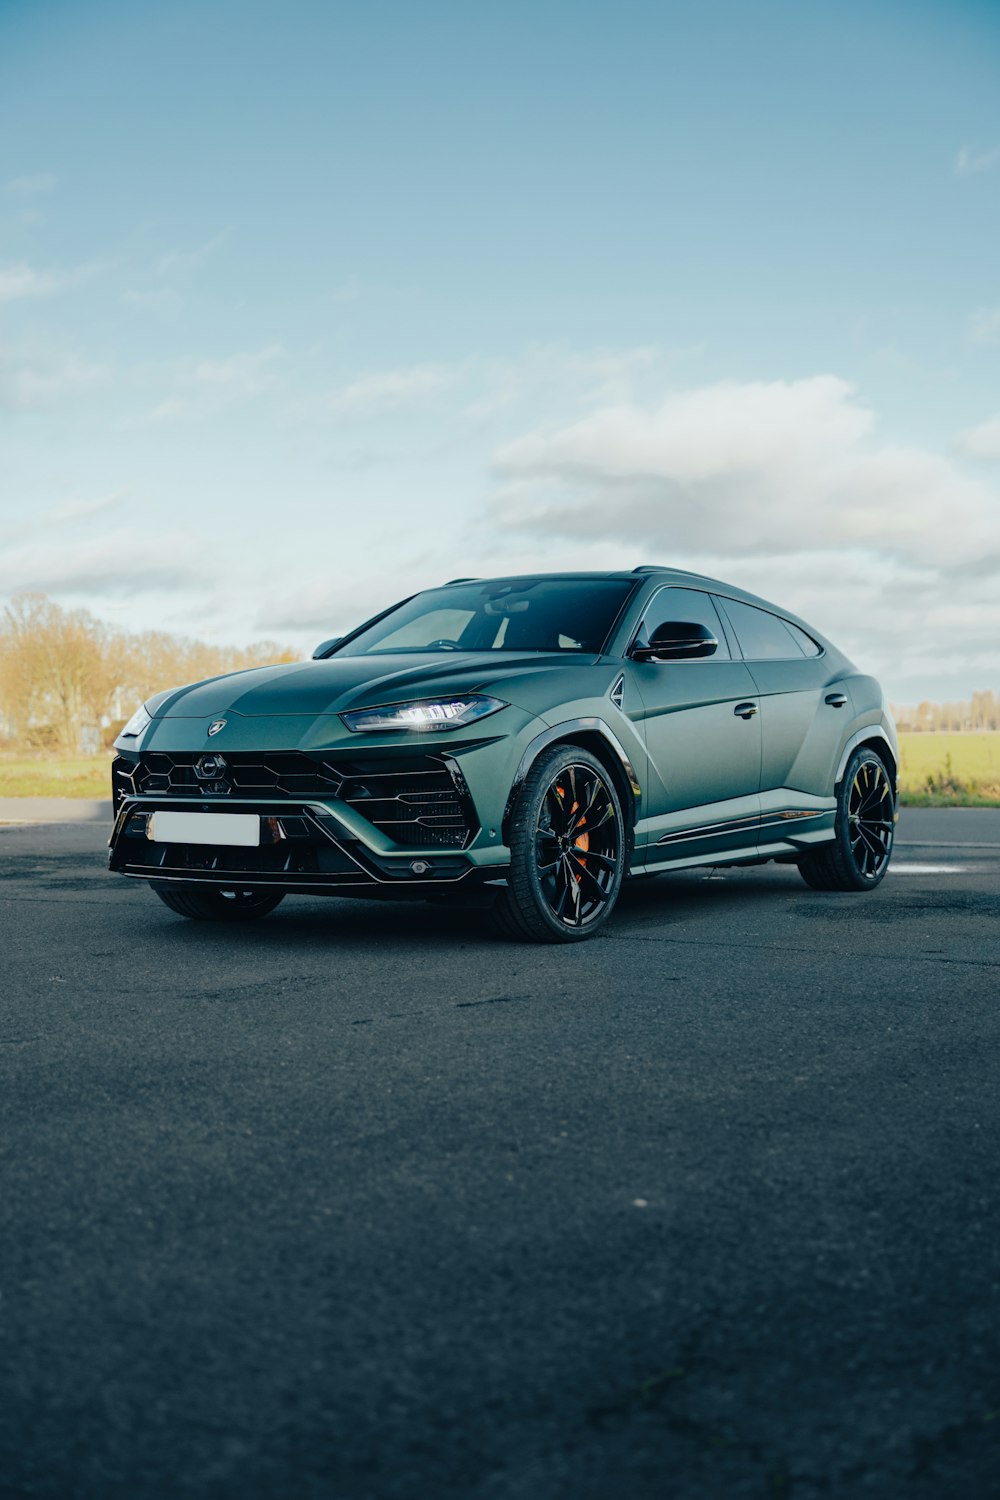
[{"left": 899, "top": 754, "right": 1000, "bottom": 807}]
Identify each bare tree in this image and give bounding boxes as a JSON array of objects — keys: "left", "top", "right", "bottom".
[{"left": 0, "top": 593, "right": 297, "bottom": 752}]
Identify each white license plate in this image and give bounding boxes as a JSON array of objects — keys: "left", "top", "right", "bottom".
[{"left": 149, "top": 811, "right": 261, "bottom": 847}]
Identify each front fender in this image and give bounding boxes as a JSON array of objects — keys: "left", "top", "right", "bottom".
[{"left": 501, "top": 717, "right": 643, "bottom": 842}]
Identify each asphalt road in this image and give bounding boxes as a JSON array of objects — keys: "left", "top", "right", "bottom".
[{"left": 1, "top": 809, "right": 999, "bottom": 1499}]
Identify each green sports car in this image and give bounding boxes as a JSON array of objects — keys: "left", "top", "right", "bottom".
[{"left": 109, "top": 567, "right": 898, "bottom": 942}]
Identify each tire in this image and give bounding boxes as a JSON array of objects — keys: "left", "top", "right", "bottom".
[
  {"left": 797, "top": 747, "right": 895, "bottom": 892},
  {"left": 491, "top": 745, "right": 626, "bottom": 943},
  {"left": 149, "top": 882, "right": 286, "bottom": 921}
]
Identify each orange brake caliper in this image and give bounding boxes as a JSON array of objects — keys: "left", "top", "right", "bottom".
[
  {"left": 557, "top": 787, "right": 588, "bottom": 883},
  {"left": 572, "top": 809, "right": 588, "bottom": 880}
]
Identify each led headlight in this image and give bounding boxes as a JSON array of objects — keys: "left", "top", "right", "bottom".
[
  {"left": 119, "top": 703, "right": 152, "bottom": 739},
  {"left": 340, "top": 695, "right": 507, "bottom": 733}
]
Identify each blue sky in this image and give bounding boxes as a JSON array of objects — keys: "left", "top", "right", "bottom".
[{"left": 1, "top": 0, "right": 999, "bottom": 702}]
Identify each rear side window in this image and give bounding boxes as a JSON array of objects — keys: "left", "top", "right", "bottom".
[
  {"left": 782, "top": 620, "right": 822, "bottom": 657},
  {"left": 639, "top": 587, "right": 731, "bottom": 660},
  {"left": 717, "top": 598, "right": 806, "bottom": 661}
]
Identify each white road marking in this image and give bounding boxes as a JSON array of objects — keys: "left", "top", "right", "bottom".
[
  {"left": 896, "top": 841, "right": 1000, "bottom": 850},
  {"left": 889, "top": 864, "right": 968, "bottom": 875}
]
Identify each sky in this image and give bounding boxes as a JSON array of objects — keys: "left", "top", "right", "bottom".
[{"left": 1, "top": 0, "right": 999, "bottom": 704}]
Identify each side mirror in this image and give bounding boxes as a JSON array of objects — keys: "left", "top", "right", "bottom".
[
  {"left": 312, "top": 637, "right": 342, "bottom": 659},
  {"left": 632, "top": 621, "right": 719, "bottom": 662}
]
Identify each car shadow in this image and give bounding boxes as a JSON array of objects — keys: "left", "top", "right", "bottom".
[{"left": 147, "top": 866, "right": 807, "bottom": 954}]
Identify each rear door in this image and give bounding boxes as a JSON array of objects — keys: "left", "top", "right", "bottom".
[
  {"left": 713, "top": 597, "right": 846, "bottom": 836},
  {"left": 629, "top": 586, "right": 762, "bottom": 861}
]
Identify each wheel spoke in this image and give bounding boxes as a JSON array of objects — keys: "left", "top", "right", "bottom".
[
  {"left": 858, "top": 826, "right": 882, "bottom": 860},
  {"left": 533, "top": 763, "right": 621, "bottom": 925},
  {"left": 572, "top": 849, "right": 616, "bottom": 870},
  {"left": 569, "top": 775, "right": 602, "bottom": 834},
  {"left": 568, "top": 856, "right": 609, "bottom": 899}
]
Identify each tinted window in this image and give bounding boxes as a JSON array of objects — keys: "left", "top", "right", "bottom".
[
  {"left": 718, "top": 598, "right": 805, "bottom": 660},
  {"left": 639, "top": 587, "right": 731, "bottom": 660},
  {"left": 782, "top": 620, "right": 822, "bottom": 657},
  {"left": 337, "top": 578, "right": 637, "bottom": 656}
]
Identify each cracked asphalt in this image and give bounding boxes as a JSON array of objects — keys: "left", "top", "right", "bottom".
[{"left": 1, "top": 808, "right": 998, "bottom": 1499}]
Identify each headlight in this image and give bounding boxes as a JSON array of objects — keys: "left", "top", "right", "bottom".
[
  {"left": 340, "top": 695, "right": 507, "bottom": 733},
  {"left": 119, "top": 703, "right": 152, "bottom": 739}
]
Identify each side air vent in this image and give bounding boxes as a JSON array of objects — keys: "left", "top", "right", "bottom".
[{"left": 609, "top": 674, "right": 625, "bottom": 711}]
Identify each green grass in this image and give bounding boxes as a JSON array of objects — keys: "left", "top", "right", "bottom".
[
  {"left": 0, "top": 755, "right": 113, "bottom": 798},
  {"left": 897, "top": 732, "right": 1000, "bottom": 807}
]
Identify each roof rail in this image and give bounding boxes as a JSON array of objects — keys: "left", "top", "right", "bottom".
[
  {"left": 632, "top": 564, "right": 706, "bottom": 579},
  {"left": 444, "top": 577, "right": 479, "bottom": 585}
]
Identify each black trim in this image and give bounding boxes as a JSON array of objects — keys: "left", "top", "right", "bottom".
[
  {"left": 657, "top": 808, "right": 832, "bottom": 847},
  {"left": 108, "top": 797, "right": 486, "bottom": 891}
]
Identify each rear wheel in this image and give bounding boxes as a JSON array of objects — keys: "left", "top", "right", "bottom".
[
  {"left": 150, "top": 883, "right": 286, "bottom": 921},
  {"left": 491, "top": 745, "right": 626, "bottom": 943},
  {"left": 797, "top": 747, "right": 895, "bottom": 891}
]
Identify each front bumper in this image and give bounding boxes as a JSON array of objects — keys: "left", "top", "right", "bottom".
[
  {"left": 107, "top": 726, "right": 538, "bottom": 896},
  {"left": 108, "top": 798, "right": 488, "bottom": 896}
]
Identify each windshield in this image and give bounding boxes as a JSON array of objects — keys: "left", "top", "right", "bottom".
[{"left": 335, "top": 578, "right": 637, "bottom": 657}]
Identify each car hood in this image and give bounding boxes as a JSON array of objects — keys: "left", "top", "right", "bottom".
[{"left": 148, "top": 651, "right": 603, "bottom": 719}]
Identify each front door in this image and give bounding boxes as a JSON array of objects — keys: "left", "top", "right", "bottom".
[{"left": 629, "top": 587, "right": 762, "bottom": 862}]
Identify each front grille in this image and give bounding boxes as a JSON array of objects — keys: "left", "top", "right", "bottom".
[{"left": 112, "top": 751, "right": 474, "bottom": 849}]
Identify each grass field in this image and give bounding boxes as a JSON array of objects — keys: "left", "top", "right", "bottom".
[
  {"left": 897, "top": 731, "right": 1000, "bottom": 806},
  {"left": 0, "top": 756, "right": 113, "bottom": 798},
  {"left": 1, "top": 734, "right": 999, "bottom": 805}
]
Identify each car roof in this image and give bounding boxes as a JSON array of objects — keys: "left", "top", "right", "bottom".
[{"left": 440, "top": 568, "right": 833, "bottom": 646}]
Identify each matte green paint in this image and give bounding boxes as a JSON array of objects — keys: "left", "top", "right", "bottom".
[{"left": 112, "top": 570, "right": 898, "bottom": 882}]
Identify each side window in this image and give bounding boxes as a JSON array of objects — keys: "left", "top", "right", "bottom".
[
  {"left": 783, "top": 620, "right": 822, "bottom": 657},
  {"left": 640, "top": 587, "right": 731, "bottom": 660},
  {"left": 717, "top": 598, "right": 805, "bottom": 661}
]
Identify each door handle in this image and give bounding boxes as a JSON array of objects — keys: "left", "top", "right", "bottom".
[
  {"left": 825, "top": 692, "right": 847, "bottom": 708},
  {"left": 734, "top": 702, "right": 758, "bottom": 719}
]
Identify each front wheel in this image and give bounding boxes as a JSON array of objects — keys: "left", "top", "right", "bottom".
[
  {"left": 797, "top": 747, "right": 895, "bottom": 891},
  {"left": 150, "top": 883, "right": 286, "bottom": 921},
  {"left": 491, "top": 745, "right": 626, "bottom": 943}
]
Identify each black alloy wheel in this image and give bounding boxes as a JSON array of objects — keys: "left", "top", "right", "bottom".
[
  {"left": 492, "top": 744, "right": 626, "bottom": 942},
  {"left": 149, "top": 883, "right": 286, "bottom": 921},
  {"left": 798, "top": 747, "right": 895, "bottom": 891}
]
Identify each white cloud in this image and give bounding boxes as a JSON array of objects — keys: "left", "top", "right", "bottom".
[
  {"left": 492, "top": 376, "right": 1000, "bottom": 573},
  {"left": 153, "top": 231, "right": 228, "bottom": 277},
  {"left": 2, "top": 173, "right": 56, "bottom": 196},
  {"left": 122, "top": 287, "right": 183, "bottom": 317},
  {"left": 956, "top": 412, "right": 1000, "bottom": 460},
  {"left": 967, "top": 306, "right": 1000, "bottom": 345},
  {"left": 135, "top": 345, "right": 286, "bottom": 423},
  {"left": 0, "top": 337, "right": 111, "bottom": 409},
  {"left": 482, "top": 374, "right": 1000, "bottom": 691},
  {"left": 50, "top": 491, "right": 126, "bottom": 524},
  {"left": 0, "top": 528, "right": 210, "bottom": 598},
  {"left": 191, "top": 345, "right": 284, "bottom": 393},
  {"left": 955, "top": 143, "right": 1000, "bottom": 177},
  {"left": 326, "top": 363, "right": 456, "bottom": 413},
  {"left": 0, "top": 258, "right": 106, "bottom": 303},
  {"left": 0, "top": 262, "right": 63, "bottom": 302}
]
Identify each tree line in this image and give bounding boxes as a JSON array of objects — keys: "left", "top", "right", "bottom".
[
  {"left": 890, "top": 693, "right": 1000, "bottom": 733},
  {"left": 0, "top": 593, "right": 297, "bottom": 753}
]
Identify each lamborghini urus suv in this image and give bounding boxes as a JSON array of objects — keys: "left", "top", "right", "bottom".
[{"left": 109, "top": 568, "right": 898, "bottom": 942}]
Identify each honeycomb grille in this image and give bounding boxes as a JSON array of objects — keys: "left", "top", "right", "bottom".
[{"left": 112, "top": 752, "right": 472, "bottom": 849}]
